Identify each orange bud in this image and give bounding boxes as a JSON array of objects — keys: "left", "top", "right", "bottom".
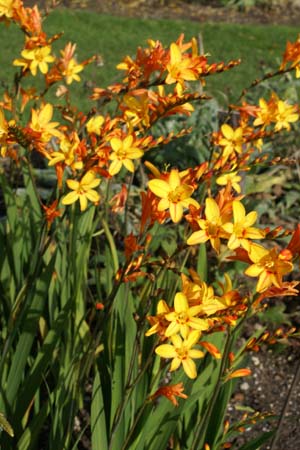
[
  {"left": 226, "top": 368, "right": 252, "bottom": 380},
  {"left": 199, "top": 341, "right": 221, "bottom": 359},
  {"left": 228, "top": 352, "right": 235, "bottom": 363}
]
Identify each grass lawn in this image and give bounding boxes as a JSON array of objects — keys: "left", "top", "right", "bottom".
[{"left": 0, "top": 8, "right": 298, "bottom": 111}]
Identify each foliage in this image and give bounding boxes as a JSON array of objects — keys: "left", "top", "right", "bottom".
[{"left": 0, "top": 1, "right": 299, "bottom": 450}]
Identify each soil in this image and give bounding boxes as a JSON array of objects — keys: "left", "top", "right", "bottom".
[
  {"left": 57, "top": 0, "right": 300, "bottom": 26},
  {"left": 35, "top": 1, "right": 300, "bottom": 449}
]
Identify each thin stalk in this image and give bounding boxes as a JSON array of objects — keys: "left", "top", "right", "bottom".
[
  {"left": 238, "top": 66, "right": 293, "bottom": 101},
  {"left": 124, "top": 172, "right": 134, "bottom": 237}
]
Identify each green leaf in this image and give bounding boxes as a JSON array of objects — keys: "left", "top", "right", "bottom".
[
  {"left": 197, "top": 243, "right": 207, "bottom": 282},
  {"left": 91, "top": 366, "right": 108, "bottom": 450},
  {"left": 17, "top": 402, "right": 50, "bottom": 450},
  {"left": 0, "top": 413, "right": 14, "bottom": 437}
]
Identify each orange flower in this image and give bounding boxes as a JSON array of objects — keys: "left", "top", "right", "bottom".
[
  {"left": 110, "top": 184, "right": 128, "bottom": 214},
  {"left": 42, "top": 200, "right": 61, "bottom": 227},
  {"left": 287, "top": 224, "right": 300, "bottom": 257},
  {"left": 150, "top": 382, "right": 188, "bottom": 407},
  {"left": 280, "top": 36, "right": 300, "bottom": 77}
]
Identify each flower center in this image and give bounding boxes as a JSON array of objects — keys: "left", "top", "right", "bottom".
[
  {"left": 176, "top": 311, "right": 188, "bottom": 324},
  {"left": 176, "top": 346, "right": 188, "bottom": 360}
]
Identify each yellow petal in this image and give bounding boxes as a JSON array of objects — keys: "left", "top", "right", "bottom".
[
  {"left": 123, "top": 159, "right": 135, "bottom": 172},
  {"left": 148, "top": 179, "right": 170, "bottom": 198},
  {"left": 165, "top": 322, "right": 180, "bottom": 337},
  {"left": 187, "top": 230, "right": 208, "bottom": 246},
  {"left": 221, "top": 124, "right": 234, "bottom": 140},
  {"left": 168, "top": 169, "right": 181, "bottom": 190},
  {"left": 248, "top": 243, "right": 269, "bottom": 263},
  {"left": 157, "top": 198, "right": 170, "bottom": 211},
  {"left": 79, "top": 195, "right": 88, "bottom": 211},
  {"left": 109, "top": 159, "right": 122, "bottom": 176},
  {"left": 62, "top": 191, "right": 78, "bottom": 205},
  {"left": 170, "top": 43, "right": 181, "bottom": 65},
  {"left": 110, "top": 137, "right": 122, "bottom": 152},
  {"left": 174, "top": 292, "right": 188, "bottom": 312},
  {"left": 170, "top": 357, "right": 182, "bottom": 372},
  {"left": 182, "top": 358, "right": 197, "bottom": 379},
  {"left": 155, "top": 344, "right": 177, "bottom": 359},
  {"left": 169, "top": 202, "right": 183, "bottom": 223},
  {"left": 189, "top": 349, "right": 204, "bottom": 359},
  {"left": 232, "top": 200, "right": 245, "bottom": 223},
  {"left": 39, "top": 103, "right": 53, "bottom": 125},
  {"left": 85, "top": 190, "right": 100, "bottom": 203},
  {"left": 244, "top": 211, "right": 257, "bottom": 227},
  {"left": 186, "top": 330, "right": 201, "bottom": 347},
  {"left": 66, "top": 179, "right": 79, "bottom": 190},
  {"left": 205, "top": 198, "right": 220, "bottom": 222},
  {"left": 244, "top": 264, "right": 263, "bottom": 277}
]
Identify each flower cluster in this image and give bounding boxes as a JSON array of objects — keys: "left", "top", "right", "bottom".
[
  {"left": 146, "top": 271, "right": 246, "bottom": 378},
  {"left": 0, "top": 0, "right": 299, "bottom": 403}
]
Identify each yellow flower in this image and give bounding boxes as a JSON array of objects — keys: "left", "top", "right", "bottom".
[
  {"left": 86, "top": 115, "right": 105, "bottom": 135},
  {"left": 29, "top": 103, "right": 62, "bottom": 142},
  {"left": 148, "top": 168, "right": 199, "bottom": 223},
  {"left": 244, "top": 243, "right": 294, "bottom": 293},
  {"left": 253, "top": 97, "right": 277, "bottom": 128},
  {"left": 181, "top": 272, "right": 227, "bottom": 315},
  {"left": 187, "top": 197, "right": 227, "bottom": 252},
  {"left": 145, "top": 300, "right": 170, "bottom": 337},
  {"left": 166, "top": 43, "right": 198, "bottom": 94},
  {"left": 108, "top": 135, "right": 143, "bottom": 176},
  {"left": 48, "top": 133, "right": 83, "bottom": 170},
  {"left": 253, "top": 94, "right": 299, "bottom": 131},
  {"left": 274, "top": 100, "right": 299, "bottom": 132},
  {"left": 219, "top": 124, "right": 244, "bottom": 159},
  {"left": 123, "top": 92, "right": 150, "bottom": 129},
  {"left": 155, "top": 330, "right": 204, "bottom": 379},
  {"left": 0, "top": 0, "right": 14, "bottom": 18},
  {"left": 62, "top": 171, "right": 101, "bottom": 211},
  {"left": 222, "top": 200, "right": 265, "bottom": 251},
  {"left": 14, "top": 45, "right": 55, "bottom": 76},
  {"left": 216, "top": 171, "right": 242, "bottom": 193},
  {"left": 164, "top": 292, "right": 209, "bottom": 339},
  {"left": 63, "top": 58, "right": 84, "bottom": 85}
]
